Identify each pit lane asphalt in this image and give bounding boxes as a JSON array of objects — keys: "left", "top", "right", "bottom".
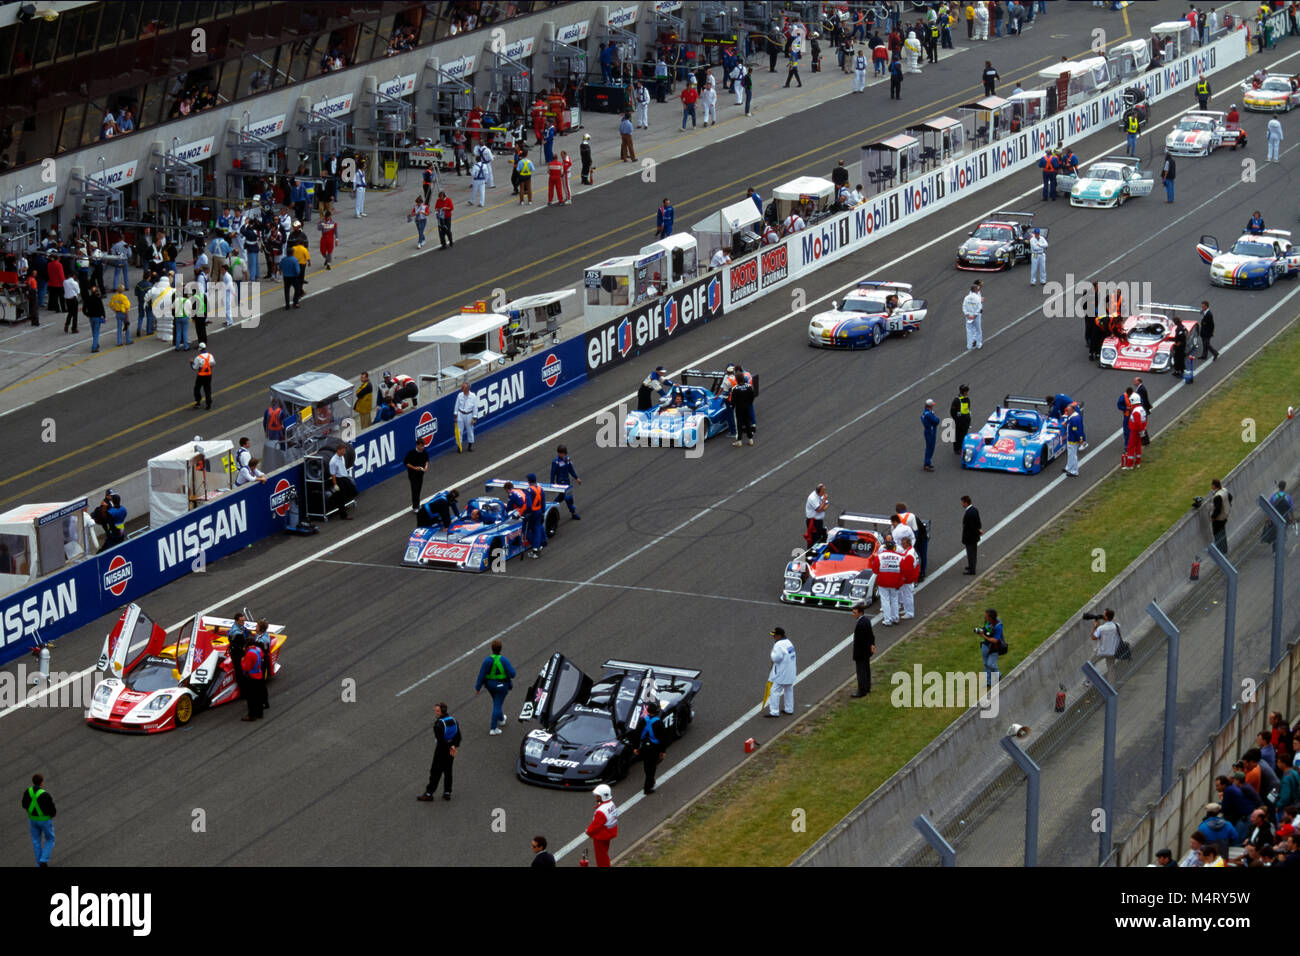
[
  {"left": 8, "top": 19, "right": 1300, "bottom": 867},
  {"left": 2, "top": 4, "right": 1118, "bottom": 509}
]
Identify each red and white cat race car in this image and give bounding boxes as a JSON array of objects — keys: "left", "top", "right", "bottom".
[{"left": 86, "top": 604, "right": 285, "bottom": 733}]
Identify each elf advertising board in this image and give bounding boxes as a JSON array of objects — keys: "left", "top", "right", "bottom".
[{"left": 585, "top": 273, "right": 724, "bottom": 375}]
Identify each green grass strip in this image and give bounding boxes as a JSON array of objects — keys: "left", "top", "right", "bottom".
[{"left": 626, "top": 316, "right": 1300, "bottom": 867}]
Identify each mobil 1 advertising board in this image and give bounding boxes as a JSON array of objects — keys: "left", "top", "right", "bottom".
[
  {"left": 349, "top": 337, "right": 587, "bottom": 492},
  {"left": 585, "top": 272, "right": 725, "bottom": 376}
]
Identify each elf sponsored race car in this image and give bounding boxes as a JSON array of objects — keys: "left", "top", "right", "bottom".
[
  {"left": 517, "top": 653, "right": 702, "bottom": 789},
  {"left": 1061, "top": 157, "right": 1154, "bottom": 208},
  {"left": 961, "top": 395, "right": 1067, "bottom": 474},
  {"left": 955, "top": 212, "right": 1041, "bottom": 271},
  {"left": 402, "top": 480, "right": 564, "bottom": 571},
  {"left": 1196, "top": 230, "right": 1300, "bottom": 288},
  {"left": 1163, "top": 110, "right": 1245, "bottom": 156},
  {"left": 1241, "top": 74, "right": 1300, "bottom": 112},
  {"left": 623, "top": 369, "right": 738, "bottom": 448},
  {"left": 806, "top": 280, "right": 928, "bottom": 349},
  {"left": 1098, "top": 303, "right": 1202, "bottom": 372},
  {"left": 780, "top": 513, "right": 892, "bottom": 608},
  {"left": 86, "top": 603, "right": 286, "bottom": 733}
]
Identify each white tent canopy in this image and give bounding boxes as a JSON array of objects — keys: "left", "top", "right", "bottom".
[
  {"left": 408, "top": 313, "right": 509, "bottom": 390},
  {"left": 148, "top": 439, "right": 234, "bottom": 526},
  {"left": 270, "top": 372, "right": 355, "bottom": 406},
  {"left": 772, "top": 176, "right": 835, "bottom": 202}
]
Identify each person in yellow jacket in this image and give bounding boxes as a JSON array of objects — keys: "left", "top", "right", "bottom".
[
  {"left": 291, "top": 240, "right": 311, "bottom": 285},
  {"left": 109, "top": 284, "right": 133, "bottom": 346},
  {"left": 355, "top": 370, "right": 374, "bottom": 429}
]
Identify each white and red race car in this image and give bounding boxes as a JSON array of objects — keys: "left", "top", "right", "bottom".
[
  {"left": 86, "top": 604, "right": 286, "bottom": 733},
  {"left": 1163, "top": 111, "right": 1246, "bottom": 156}
]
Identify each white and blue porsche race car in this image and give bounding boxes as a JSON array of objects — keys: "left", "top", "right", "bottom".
[{"left": 1061, "top": 157, "right": 1154, "bottom": 208}]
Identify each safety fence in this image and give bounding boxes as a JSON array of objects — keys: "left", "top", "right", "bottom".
[{"left": 1109, "top": 635, "right": 1300, "bottom": 867}]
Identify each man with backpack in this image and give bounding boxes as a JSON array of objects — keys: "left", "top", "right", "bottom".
[
  {"left": 418, "top": 702, "right": 462, "bottom": 802},
  {"left": 977, "top": 608, "right": 1005, "bottom": 686},
  {"left": 1262, "top": 480, "right": 1294, "bottom": 547},
  {"left": 1090, "top": 608, "right": 1122, "bottom": 670}
]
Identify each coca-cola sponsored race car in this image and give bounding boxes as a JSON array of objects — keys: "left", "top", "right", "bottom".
[
  {"left": 1098, "top": 304, "right": 1202, "bottom": 372},
  {"left": 87, "top": 604, "right": 286, "bottom": 733}
]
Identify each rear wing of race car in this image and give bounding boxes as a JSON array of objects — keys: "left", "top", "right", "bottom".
[
  {"left": 1131, "top": 301, "right": 1201, "bottom": 316},
  {"left": 855, "top": 279, "right": 913, "bottom": 294},
  {"left": 602, "top": 659, "right": 702, "bottom": 681},
  {"left": 485, "top": 479, "right": 570, "bottom": 494},
  {"left": 836, "top": 512, "right": 896, "bottom": 532},
  {"left": 1003, "top": 395, "right": 1051, "bottom": 410},
  {"left": 1260, "top": 229, "right": 1293, "bottom": 240},
  {"left": 992, "top": 211, "right": 1035, "bottom": 221},
  {"left": 1102, "top": 156, "right": 1142, "bottom": 167},
  {"left": 682, "top": 367, "right": 761, "bottom": 398}
]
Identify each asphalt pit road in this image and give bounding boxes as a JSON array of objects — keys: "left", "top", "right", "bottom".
[{"left": 625, "top": 499, "right": 756, "bottom": 539}]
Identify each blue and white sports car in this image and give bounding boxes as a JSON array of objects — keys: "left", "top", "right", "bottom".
[
  {"left": 624, "top": 369, "right": 735, "bottom": 448},
  {"left": 1196, "top": 230, "right": 1300, "bottom": 289},
  {"left": 806, "top": 280, "right": 928, "bottom": 349},
  {"left": 1062, "top": 157, "right": 1153, "bottom": 208},
  {"left": 961, "top": 396, "right": 1067, "bottom": 474},
  {"left": 402, "top": 480, "right": 565, "bottom": 571}
]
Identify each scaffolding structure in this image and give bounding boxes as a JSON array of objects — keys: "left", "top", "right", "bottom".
[
  {"left": 148, "top": 137, "right": 211, "bottom": 238},
  {"left": 224, "top": 115, "right": 282, "bottom": 201},
  {"left": 546, "top": 36, "right": 588, "bottom": 87},
  {"left": 487, "top": 48, "right": 534, "bottom": 119},
  {"left": 0, "top": 188, "right": 40, "bottom": 254}
]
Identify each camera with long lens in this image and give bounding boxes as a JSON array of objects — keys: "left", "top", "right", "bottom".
[{"left": 1081, "top": 612, "right": 1105, "bottom": 621}]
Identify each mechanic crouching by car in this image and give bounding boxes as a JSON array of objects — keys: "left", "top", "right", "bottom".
[{"left": 637, "top": 366, "right": 672, "bottom": 410}]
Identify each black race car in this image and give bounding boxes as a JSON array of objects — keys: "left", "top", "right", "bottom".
[
  {"left": 516, "top": 653, "right": 702, "bottom": 790},
  {"left": 955, "top": 211, "right": 1042, "bottom": 271}
]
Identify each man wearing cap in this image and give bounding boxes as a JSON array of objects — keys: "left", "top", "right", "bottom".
[
  {"left": 1028, "top": 227, "right": 1048, "bottom": 285},
  {"left": 921, "top": 398, "right": 940, "bottom": 471},
  {"left": 962, "top": 282, "right": 983, "bottom": 350},
  {"left": 765, "top": 627, "right": 797, "bottom": 717},
  {"left": 850, "top": 603, "right": 875, "bottom": 697},
  {"left": 1196, "top": 802, "right": 1238, "bottom": 855}
]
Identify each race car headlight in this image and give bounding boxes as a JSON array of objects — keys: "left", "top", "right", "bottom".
[
  {"left": 1152, "top": 353, "right": 1169, "bottom": 369},
  {"left": 963, "top": 444, "right": 975, "bottom": 463},
  {"left": 1023, "top": 449, "right": 1037, "bottom": 469},
  {"left": 584, "top": 749, "right": 614, "bottom": 766},
  {"left": 1101, "top": 188, "right": 1116, "bottom": 198},
  {"left": 784, "top": 574, "right": 802, "bottom": 591},
  {"left": 996, "top": 249, "right": 1008, "bottom": 258},
  {"left": 1101, "top": 347, "right": 1116, "bottom": 361},
  {"left": 92, "top": 683, "right": 113, "bottom": 705},
  {"left": 849, "top": 579, "right": 868, "bottom": 596},
  {"left": 524, "top": 738, "right": 545, "bottom": 759},
  {"left": 143, "top": 693, "right": 173, "bottom": 712}
]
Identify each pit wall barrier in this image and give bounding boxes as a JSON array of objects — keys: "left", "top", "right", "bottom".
[
  {"left": 0, "top": 338, "right": 587, "bottom": 663},
  {"left": 0, "top": 28, "right": 1253, "bottom": 663},
  {"left": 584, "top": 27, "right": 1249, "bottom": 374}
]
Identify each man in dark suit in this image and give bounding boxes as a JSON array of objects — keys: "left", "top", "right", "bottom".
[
  {"left": 961, "top": 495, "right": 982, "bottom": 575},
  {"left": 530, "top": 835, "right": 556, "bottom": 867},
  {"left": 850, "top": 602, "right": 875, "bottom": 697},
  {"left": 1199, "top": 300, "right": 1219, "bottom": 361}
]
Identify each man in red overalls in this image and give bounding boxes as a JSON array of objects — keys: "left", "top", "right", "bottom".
[
  {"left": 560, "top": 150, "right": 573, "bottom": 203},
  {"left": 585, "top": 784, "right": 618, "bottom": 866},
  {"left": 546, "top": 155, "right": 565, "bottom": 205},
  {"left": 1121, "top": 395, "right": 1146, "bottom": 470}
]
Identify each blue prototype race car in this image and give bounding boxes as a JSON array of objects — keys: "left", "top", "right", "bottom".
[
  {"left": 961, "top": 395, "right": 1067, "bottom": 474},
  {"left": 624, "top": 369, "right": 741, "bottom": 448},
  {"left": 402, "top": 480, "right": 566, "bottom": 571},
  {"left": 517, "top": 653, "right": 702, "bottom": 789}
]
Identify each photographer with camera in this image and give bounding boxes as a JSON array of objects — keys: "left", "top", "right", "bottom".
[
  {"left": 1087, "top": 608, "right": 1123, "bottom": 671},
  {"left": 975, "top": 608, "right": 1005, "bottom": 686}
]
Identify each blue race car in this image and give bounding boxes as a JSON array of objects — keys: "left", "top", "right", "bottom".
[
  {"left": 961, "top": 395, "right": 1067, "bottom": 474},
  {"left": 624, "top": 369, "right": 735, "bottom": 448},
  {"left": 402, "top": 480, "right": 566, "bottom": 571}
]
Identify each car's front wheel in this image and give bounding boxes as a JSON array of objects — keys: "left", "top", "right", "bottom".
[
  {"left": 871, "top": 324, "right": 885, "bottom": 347},
  {"left": 175, "top": 695, "right": 194, "bottom": 726}
]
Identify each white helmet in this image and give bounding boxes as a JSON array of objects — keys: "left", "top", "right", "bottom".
[{"left": 593, "top": 784, "right": 612, "bottom": 801}]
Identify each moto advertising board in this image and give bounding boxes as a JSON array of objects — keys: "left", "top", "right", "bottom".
[{"left": 585, "top": 273, "right": 725, "bottom": 375}]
